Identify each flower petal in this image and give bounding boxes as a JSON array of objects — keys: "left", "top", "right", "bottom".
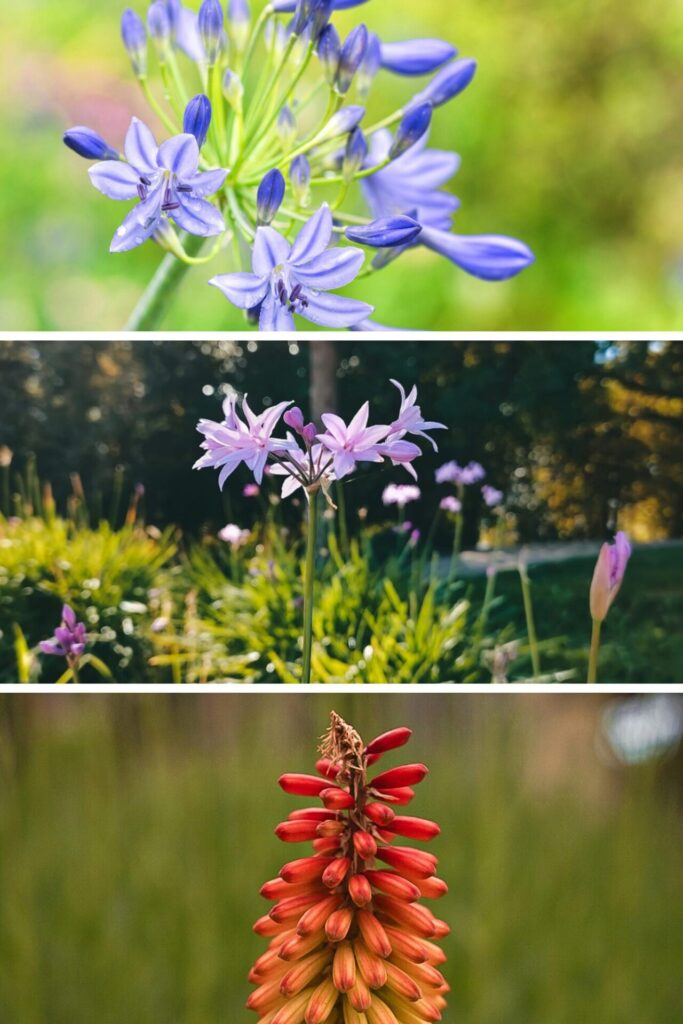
[
  {"left": 380, "top": 38, "right": 457, "bottom": 76},
  {"left": 157, "top": 133, "right": 200, "bottom": 177},
  {"left": 110, "top": 205, "right": 161, "bottom": 253},
  {"left": 289, "top": 204, "right": 333, "bottom": 265},
  {"left": 175, "top": 6, "right": 205, "bottom": 60},
  {"left": 420, "top": 228, "right": 535, "bottom": 280},
  {"left": 124, "top": 118, "right": 158, "bottom": 173},
  {"left": 298, "top": 291, "right": 373, "bottom": 328},
  {"left": 171, "top": 192, "right": 225, "bottom": 235},
  {"left": 252, "top": 226, "right": 291, "bottom": 276},
  {"left": 259, "top": 295, "right": 295, "bottom": 331},
  {"left": 210, "top": 272, "right": 268, "bottom": 309},
  {"left": 294, "top": 247, "right": 365, "bottom": 289},
  {"left": 186, "top": 167, "right": 227, "bottom": 197},
  {"left": 88, "top": 160, "right": 141, "bottom": 200}
]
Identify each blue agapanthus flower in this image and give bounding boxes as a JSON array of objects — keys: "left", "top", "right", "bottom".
[{"left": 64, "top": 0, "right": 535, "bottom": 329}]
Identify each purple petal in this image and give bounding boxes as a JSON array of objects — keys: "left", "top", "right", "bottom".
[
  {"left": 252, "top": 227, "right": 291, "bottom": 276},
  {"left": 299, "top": 291, "right": 373, "bottom": 328},
  {"left": 88, "top": 160, "right": 141, "bottom": 200},
  {"left": 110, "top": 205, "right": 161, "bottom": 252},
  {"left": 289, "top": 204, "right": 333, "bottom": 265},
  {"left": 420, "top": 228, "right": 535, "bottom": 280},
  {"left": 171, "top": 193, "right": 225, "bottom": 235},
  {"left": 259, "top": 296, "right": 295, "bottom": 331},
  {"left": 380, "top": 39, "right": 457, "bottom": 76},
  {"left": 157, "top": 133, "right": 200, "bottom": 177},
  {"left": 62, "top": 604, "right": 77, "bottom": 629},
  {"left": 294, "top": 247, "right": 365, "bottom": 289},
  {"left": 175, "top": 6, "right": 205, "bottom": 60},
  {"left": 40, "top": 641, "right": 65, "bottom": 656},
  {"left": 124, "top": 118, "right": 158, "bottom": 173},
  {"left": 210, "top": 272, "right": 269, "bottom": 309},
  {"left": 186, "top": 167, "right": 227, "bottom": 197}
]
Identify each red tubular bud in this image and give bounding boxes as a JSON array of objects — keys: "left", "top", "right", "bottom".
[
  {"left": 276, "top": 820, "right": 321, "bottom": 843},
  {"left": 288, "top": 808, "right": 338, "bottom": 822},
  {"left": 389, "top": 954, "right": 446, "bottom": 990},
  {"left": 420, "top": 938, "right": 447, "bottom": 965},
  {"left": 313, "top": 837, "right": 342, "bottom": 853},
  {"left": 375, "top": 845, "right": 436, "bottom": 879},
  {"left": 317, "top": 819, "right": 347, "bottom": 837},
  {"left": 321, "top": 787, "right": 355, "bottom": 810},
  {"left": 382, "top": 925, "right": 429, "bottom": 963},
  {"left": 372, "top": 787, "right": 414, "bottom": 806},
  {"left": 348, "top": 874, "right": 373, "bottom": 906},
  {"left": 315, "top": 757, "right": 342, "bottom": 780},
  {"left": 416, "top": 877, "right": 448, "bottom": 899},
  {"left": 262, "top": 878, "right": 297, "bottom": 900},
  {"left": 343, "top": 1001, "right": 368, "bottom": 1024},
  {"left": 365, "top": 994, "right": 400, "bottom": 1024},
  {"left": 255, "top": 914, "right": 292, "bottom": 936},
  {"left": 370, "top": 765, "right": 428, "bottom": 790},
  {"left": 412, "top": 997, "right": 442, "bottom": 1022},
  {"left": 356, "top": 910, "right": 392, "bottom": 958},
  {"left": 353, "top": 831, "right": 378, "bottom": 859},
  {"left": 365, "top": 727, "right": 412, "bottom": 755},
  {"left": 325, "top": 906, "right": 355, "bottom": 942},
  {"left": 322, "top": 856, "right": 351, "bottom": 888},
  {"left": 364, "top": 870, "right": 420, "bottom": 902},
  {"left": 384, "top": 962, "right": 423, "bottom": 1002},
  {"left": 431, "top": 919, "right": 450, "bottom": 939},
  {"left": 270, "top": 890, "right": 326, "bottom": 923},
  {"left": 305, "top": 977, "right": 339, "bottom": 1024},
  {"left": 280, "top": 857, "right": 333, "bottom": 884},
  {"left": 297, "top": 894, "right": 343, "bottom": 936},
  {"left": 332, "top": 941, "right": 357, "bottom": 991},
  {"left": 372, "top": 894, "right": 436, "bottom": 937},
  {"left": 385, "top": 816, "right": 440, "bottom": 841},
  {"left": 347, "top": 972, "right": 373, "bottom": 1012},
  {"left": 247, "top": 977, "right": 286, "bottom": 1011},
  {"left": 252, "top": 947, "right": 285, "bottom": 976},
  {"left": 271, "top": 989, "right": 314, "bottom": 1024},
  {"left": 279, "top": 774, "right": 331, "bottom": 796},
  {"left": 353, "top": 939, "right": 388, "bottom": 989},
  {"left": 364, "top": 803, "right": 396, "bottom": 826},
  {"left": 279, "top": 928, "right": 326, "bottom": 962},
  {"left": 280, "top": 950, "right": 330, "bottom": 996},
  {"left": 366, "top": 753, "right": 381, "bottom": 767}
]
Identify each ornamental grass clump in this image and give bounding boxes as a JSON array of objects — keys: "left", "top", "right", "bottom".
[{"left": 248, "top": 713, "right": 449, "bottom": 1024}]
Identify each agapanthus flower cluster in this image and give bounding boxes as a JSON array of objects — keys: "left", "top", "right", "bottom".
[
  {"left": 194, "top": 379, "right": 445, "bottom": 497},
  {"left": 434, "top": 460, "right": 485, "bottom": 486},
  {"left": 63, "top": 0, "right": 534, "bottom": 330},
  {"left": 248, "top": 713, "right": 449, "bottom": 1024}
]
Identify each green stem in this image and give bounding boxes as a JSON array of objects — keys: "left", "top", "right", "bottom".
[
  {"left": 518, "top": 563, "right": 541, "bottom": 679},
  {"left": 336, "top": 481, "right": 349, "bottom": 559},
  {"left": 125, "top": 235, "right": 204, "bottom": 330},
  {"left": 448, "top": 513, "right": 464, "bottom": 581},
  {"left": 587, "top": 618, "right": 602, "bottom": 684},
  {"left": 477, "top": 567, "right": 497, "bottom": 639},
  {"left": 301, "top": 490, "right": 318, "bottom": 685},
  {"left": 71, "top": 662, "right": 81, "bottom": 685}
]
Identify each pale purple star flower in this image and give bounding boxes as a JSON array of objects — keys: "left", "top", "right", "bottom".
[
  {"left": 482, "top": 485, "right": 504, "bottom": 507},
  {"left": 317, "top": 402, "right": 388, "bottom": 479},
  {"left": 382, "top": 483, "right": 421, "bottom": 508},
  {"left": 209, "top": 203, "right": 373, "bottom": 330},
  {"left": 40, "top": 605, "right": 87, "bottom": 664},
  {"left": 440, "top": 495, "right": 462, "bottom": 513},
  {"left": 218, "top": 523, "right": 251, "bottom": 547},
  {"left": 89, "top": 118, "right": 226, "bottom": 252},
  {"left": 194, "top": 393, "right": 294, "bottom": 486},
  {"left": 435, "top": 460, "right": 486, "bottom": 485},
  {"left": 386, "top": 379, "right": 446, "bottom": 450}
]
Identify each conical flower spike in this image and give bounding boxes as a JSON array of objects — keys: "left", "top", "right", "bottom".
[{"left": 248, "top": 713, "right": 448, "bottom": 1024}]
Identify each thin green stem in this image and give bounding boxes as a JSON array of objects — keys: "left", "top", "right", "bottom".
[
  {"left": 587, "top": 618, "right": 602, "bottom": 684},
  {"left": 336, "top": 482, "right": 349, "bottom": 558},
  {"left": 301, "top": 490, "right": 318, "bottom": 685},
  {"left": 140, "top": 78, "right": 177, "bottom": 134},
  {"left": 125, "top": 234, "right": 205, "bottom": 330},
  {"left": 518, "top": 562, "right": 541, "bottom": 680},
  {"left": 448, "top": 513, "right": 464, "bottom": 581}
]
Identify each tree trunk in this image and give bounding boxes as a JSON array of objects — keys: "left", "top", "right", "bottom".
[{"left": 309, "top": 339, "right": 338, "bottom": 421}]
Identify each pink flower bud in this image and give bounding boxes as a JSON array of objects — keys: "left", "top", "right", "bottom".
[
  {"left": 589, "top": 531, "right": 631, "bottom": 622},
  {"left": 284, "top": 407, "right": 306, "bottom": 433}
]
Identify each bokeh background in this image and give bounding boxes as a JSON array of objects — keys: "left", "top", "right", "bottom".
[
  {"left": 1, "top": 693, "right": 682, "bottom": 1023},
  {"left": 2, "top": 0, "right": 683, "bottom": 330}
]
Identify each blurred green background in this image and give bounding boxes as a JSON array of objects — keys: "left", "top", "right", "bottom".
[
  {"left": 0, "top": 693, "right": 682, "bottom": 1023},
  {"left": 3, "top": 0, "right": 683, "bottom": 330}
]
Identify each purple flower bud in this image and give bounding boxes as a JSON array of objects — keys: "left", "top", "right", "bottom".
[
  {"left": 345, "top": 215, "right": 421, "bottom": 248},
  {"left": 63, "top": 126, "right": 119, "bottom": 161},
  {"left": 257, "top": 169, "right": 286, "bottom": 225},
  {"left": 121, "top": 9, "right": 148, "bottom": 76},
  {"left": 273, "top": 0, "right": 368, "bottom": 9},
  {"left": 228, "top": 0, "right": 251, "bottom": 49},
  {"left": 183, "top": 94, "right": 212, "bottom": 148},
  {"left": 409, "top": 528, "right": 421, "bottom": 547},
  {"left": 390, "top": 102, "right": 432, "bottom": 159},
  {"left": 590, "top": 531, "right": 631, "bottom": 622},
  {"left": 357, "top": 31, "right": 381, "bottom": 97},
  {"left": 407, "top": 57, "right": 477, "bottom": 110},
  {"left": 440, "top": 496, "right": 462, "bottom": 514},
  {"left": 316, "top": 105, "right": 365, "bottom": 143},
  {"left": 198, "top": 0, "right": 224, "bottom": 63},
  {"left": 290, "top": 0, "right": 315, "bottom": 37},
  {"left": 380, "top": 38, "right": 457, "bottom": 76},
  {"left": 302, "top": 423, "right": 317, "bottom": 445},
  {"left": 277, "top": 105, "right": 297, "bottom": 147},
  {"left": 420, "top": 229, "right": 535, "bottom": 281},
  {"left": 316, "top": 23, "right": 340, "bottom": 83},
  {"left": 309, "top": 0, "right": 334, "bottom": 38},
  {"left": 147, "top": 1, "right": 172, "bottom": 49},
  {"left": 243, "top": 483, "right": 260, "bottom": 497},
  {"left": 342, "top": 127, "right": 367, "bottom": 179},
  {"left": 481, "top": 485, "right": 503, "bottom": 508},
  {"left": 223, "top": 69, "right": 244, "bottom": 107},
  {"left": 290, "top": 155, "right": 311, "bottom": 205},
  {"left": 284, "top": 407, "right": 306, "bottom": 433},
  {"left": 336, "top": 24, "right": 368, "bottom": 94}
]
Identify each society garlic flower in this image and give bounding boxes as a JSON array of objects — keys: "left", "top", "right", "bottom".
[{"left": 248, "top": 713, "right": 449, "bottom": 1024}]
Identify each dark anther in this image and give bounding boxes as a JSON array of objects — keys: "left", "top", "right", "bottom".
[
  {"left": 137, "top": 184, "right": 148, "bottom": 200},
  {"left": 140, "top": 175, "right": 152, "bottom": 186},
  {"left": 176, "top": 184, "right": 193, "bottom": 193},
  {"left": 289, "top": 283, "right": 303, "bottom": 303},
  {"left": 162, "top": 201, "right": 180, "bottom": 211}
]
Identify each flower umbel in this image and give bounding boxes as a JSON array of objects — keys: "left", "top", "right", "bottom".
[
  {"left": 249, "top": 713, "right": 449, "bottom": 1024},
  {"left": 40, "top": 605, "right": 87, "bottom": 676}
]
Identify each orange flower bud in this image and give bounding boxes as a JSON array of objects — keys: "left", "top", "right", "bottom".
[
  {"left": 280, "top": 950, "right": 331, "bottom": 996},
  {"left": 321, "top": 787, "right": 355, "bottom": 810},
  {"left": 416, "top": 877, "right": 448, "bottom": 899},
  {"left": 364, "top": 802, "right": 396, "bottom": 826},
  {"left": 305, "top": 978, "right": 339, "bottom": 1024},
  {"left": 322, "top": 856, "right": 351, "bottom": 887},
  {"left": 347, "top": 971, "right": 373, "bottom": 1012},
  {"left": 271, "top": 989, "right": 314, "bottom": 1024},
  {"left": 352, "top": 939, "right": 388, "bottom": 989},
  {"left": 297, "top": 894, "right": 343, "bottom": 936},
  {"left": 372, "top": 787, "right": 414, "bottom": 805},
  {"left": 365, "top": 994, "right": 400, "bottom": 1024},
  {"left": 317, "top": 819, "right": 347, "bottom": 837},
  {"left": 356, "top": 910, "right": 392, "bottom": 958},
  {"left": 280, "top": 856, "right": 333, "bottom": 884},
  {"left": 364, "top": 871, "right": 420, "bottom": 902},
  {"left": 270, "top": 890, "right": 328, "bottom": 923},
  {"left": 332, "top": 941, "right": 357, "bottom": 992},
  {"left": 343, "top": 1001, "right": 368, "bottom": 1024},
  {"left": 372, "top": 894, "right": 437, "bottom": 937},
  {"left": 348, "top": 874, "right": 373, "bottom": 906},
  {"left": 382, "top": 925, "right": 429, "bottom": 964},
  {"left": 254, "top": 914, "right": 292, "bottom": 937},
  {"left": 279, "top": 929, "right": 326, "bottom": 962},
  {"left": 312, "top": 837, "right": 342, "bottom": 854},
  {"left": 353, "top": 830, "right": 378, "bottom": 859},
  {"left": 375, "top": 845, "right": 436, "bottom": 879},
  {"left": 385, "top": 815, "right": 440, "bottom": 841},
  {"left": 325, "top": 907, "right": 355, "bottom": 942},
  {"left": 384, "top": 961, "right": 423, "bottom": 1002}
]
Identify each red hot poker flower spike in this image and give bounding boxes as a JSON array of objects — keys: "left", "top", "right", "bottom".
[{"left": 248, "top": 712, "right": 449, "bottom": 1024}]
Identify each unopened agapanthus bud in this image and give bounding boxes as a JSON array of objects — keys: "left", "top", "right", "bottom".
[
  {"left": 227, "top": 0, "right": 251, "bottom": 51},
  {"left": 147, "top": 1, "right": 172, "bottom": 53},
  {"left": 63, "top": 126, "right": 119, "bottom": 161},
  {"left": 302, "top": 423, "right": 317, "bottom": 446},
  {"left": 284, "top": 406, "right": 306, "bottom": 433},
  {"left": 222, "top": 69, "right": 244, "bottom": 109},
  {"left": 342, "top": 127, "right": 367, "bottom": 180},
  {"left": 407, "top": 57, "right": 477, "bottom": 110},
  {"left": 309, "top": 0, "right": 334, "bottom": 38},
  {"left": 390, "top": 102, "right": 432, "bottom": 159},
  {"left": 315, "top": 105, "right": 365, "bottom": 144},
  {"left": 277, "top": 105, "right": 297, "bottom": 148},
  {"left": 317, "top": 23, "right": 340, "bottom": 84},
  {"left": 121, "top": 8, "right": 148, "bottom": 76},
  {"left": 380, "top": 38, "right": 457, "bottom": 76},
  {"left": 183, "top": 94, "right": 212, "bottom": 148},
  {"left": 346, "top": 215, "right": 422, "bottom": 248},
  {"left": 257, "top": 169, "right": 286, "bottom": 225},
  {"left": 335, "top": 24, "right": 368, "bottom": 94},
  {"left": 290, "top": 155, "right": 311, "bottom": 206},
  {"left": 356, "top": 30, "right": 380, "bottom": 97},
  {"left": 198, "top": 0, "right": 224, "bottom": 63}
]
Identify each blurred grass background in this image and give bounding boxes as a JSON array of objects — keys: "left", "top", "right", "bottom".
[
  {"left": 2, "top": 0, "right": 683, "bottom": 329},
  {"left": 0, "top": 693, "right": 682, "bottom": 1023}
]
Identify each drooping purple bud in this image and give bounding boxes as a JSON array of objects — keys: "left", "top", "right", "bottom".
[
  {"left": 289, "top": 0, "right": 313, "bottom": 37},
  {"left": 302, "top": 423, "right": 317, "bottom": 445},
  {"left": 63, "top": 126, "right": 119, "bottom": 161},
  {"left": 147, "top": 1, "right": 172, "bottom": 51},
  {"left": 317, "top": 23, "right": 340, "bottom": 84},
  {"left": 284, "top": 407, "right": 306, "bottom": 433},
  {"left": 316, "top": 104, "right": 365, "bottom": 143},
  {"left": 257, "top": 169, "right": 286, "bottom": 225},
  {"left": 380, "top": 38, "right": 457, "bottom": 76},
  {"left": 277, "top": 105, "right": 297, "bottom": 147},
  {"left": 290, "top": 155, "right": 311, "bottom": 205},
  {"left": 121, "top": 9, "right": 148, "bottom": 76},
  {"left": 407, "top": 58, "right": 477, "bottom": 110},
  {"left": 198, "top": 0, "right": 224, "bottom": 63},
  {"left": 335, "top": 24, "right": 368, "bottom": 93},
  {"left": 389, "top": 102, "right": 432, "bottom": 159},
  {"left": 342, "top": 127, "right": 367, "bottom": 179},
  {"left": 357, "top": 30, "right": 380, "bottom": 97},
  {"left": 183, "top": 94, "right": 212, "bottom": 148},
  {"left": 345, "top": 215, "right": 422, "bottom": 248}
]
